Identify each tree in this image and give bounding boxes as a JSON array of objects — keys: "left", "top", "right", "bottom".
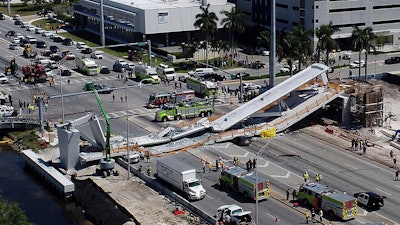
[
  {"left": 291, "top": 25, "right": 313, "bottom": 70},
  {"left": 194, "top": 4, "right": 219, "bottom": 66},
  {"left": 276, "top": 30, "right": 298, "bottom": 76},
  {"left": 0, "top": 196, "right": 35, "bottom": 225},
  {"left": 351, "top": 26, "right": 376, "bottom": 80},
  {"left": 220, "top": 7, "right": 245, "bottom": 66},
  {"left": 315, "top": 22, "right": 340, "bottom": 66},
  {"left": 259, "top": 29, "right": 271, "bottom": 52}
]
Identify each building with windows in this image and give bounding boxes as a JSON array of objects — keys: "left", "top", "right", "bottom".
[
  {"left": 234, "top": 0, "right": 400, "bottom": 51},
  {"left": 74, "top": 0, "right": 234, "bottom": 46}
]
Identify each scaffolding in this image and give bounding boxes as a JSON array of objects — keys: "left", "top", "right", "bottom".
[{"left": 349, "top": 83, "right": 383, "bottom": 127}]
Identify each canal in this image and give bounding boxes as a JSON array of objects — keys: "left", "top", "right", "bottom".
[{"left": 0, "top": 145, "right": 90, "bottom": 225}]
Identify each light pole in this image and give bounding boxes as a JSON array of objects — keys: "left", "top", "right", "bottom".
[
  {"left": 255, "top": 139, "right": 271, "bottom": 225},
  {"left": 126, "top": 91, "right": 130, "bottom": 179}
]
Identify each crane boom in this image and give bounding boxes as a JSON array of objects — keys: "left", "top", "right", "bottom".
[{"left": 92, "top": 89, "right": 111, "bottom": 161}]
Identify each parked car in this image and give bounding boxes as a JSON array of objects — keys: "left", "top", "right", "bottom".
[
  {"left": 354, "top": 192, "right": 386, "bottom": 210},
  {"left": 280, "top": 64, "right": 297, "bottom": 73},
  {"left": 53, "top": 36, "right": 64, "bottom": 42},
  {"left": 349, "top": 60, "right": 365, "bottom": 69},
  {"left": 42, "top": 50, "right": 52, "bottom": 57},
  {"left": 241, "top": 82, "right": 261, "bottom": 90},
  {"left": 100, "top": 66, "right": 110, "bottom": 74},
  {"left": 61, "top": 51, "right": 76, "bottom": 60},
  {"left": 20, "top": 22, "right": 28, "bottom": 28},
  {"left": 384, "top": 56, "right": 400, "bottom": 65},
  {"left": 62, "top": 38, "right": 74, "bottom": 46},
  {"left": 5, "top": 31, "right": 16, "bottom": 37},
  {"left": 61, "top": 69, "right": 71, "bottom": 76},
  {"left": 14, "top": 20, "right": 22, "bottom": 25},
  {"left": 10, "top": 37, "right": 20, "bottom": 44},
  {"left": 50, "top": 54, "right": 62, "bottom": 62},
  {"left": 0, "top": 73, "right": 9, "bottom": 84},
  {"left": 12, "top": 14, "right": 20, "bottom": 20},
  {"left": 0, "top": 13, "right": 5, "bottom": 20},
  {"left": 200, "top": 73, "right": 226, "bottom": 82},
  {"left": 26, "top": 36, "right": 37, "bottom": 44},
  {"left": 36, "top": 41, "right": 47, "bottom": 48},
  {"left": 76, "top": 42, "right": 88, "bottom": 49},
  {"left": 42, "top": 31, "right": 52, "bottom": 37},
  {"left": 9, "top": 43, "right": 20, "bottom": 50},
  {"left": 26, "top": 25, "right": 35, "bottom": 31},
  {"left": 35, "top": 28, "right": 44, "bottom": 34},
  {"left": 91, "top": 51, "right": 104, "bottom": 59},
  {"left": 49, "top": 45, "right": 60, "bottom": 53}
]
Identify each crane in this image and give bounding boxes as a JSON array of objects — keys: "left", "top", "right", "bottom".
[{"left": 89, "top": 84, "right": 116, "bottom": 177}]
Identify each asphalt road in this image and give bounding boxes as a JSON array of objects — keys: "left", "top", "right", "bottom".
[{"left": 1, "top": 18, "right": 400, "bottom": 225}]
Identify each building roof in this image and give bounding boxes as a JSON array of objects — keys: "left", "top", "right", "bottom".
[{"left": 110, "top": 0, "right": 208, "bottom": 10}]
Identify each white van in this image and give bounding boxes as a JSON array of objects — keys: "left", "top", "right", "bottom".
[
  {"left": 156, "top": 64, "right": 176, "bottom": 80},
  {"left": 188, "top": 68, "right": 214, "bottom": 77}
]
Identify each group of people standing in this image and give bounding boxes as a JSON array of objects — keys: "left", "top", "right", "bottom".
[{"left": 351, "top": 137, "right": 368, "bottom": 154}]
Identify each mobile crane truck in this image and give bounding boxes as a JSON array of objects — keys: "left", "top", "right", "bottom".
[
  {"left": 296, "top": 183, "right": 357, "bottom": 220},
  {"left": 155, "top": 100, "right": 214, "bottom": 122},
  {"left": 86, "top": 87, "right": 116, "bottom": 177}
]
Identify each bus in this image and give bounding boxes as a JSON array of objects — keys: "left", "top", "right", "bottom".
[
  {"left": 186, "top": 77, "right": 218, "bottom": 97},
  {"left": 75, "top": 58, "right": 99, "bottom": 76},
  {"left": 147, "top": 89, "right": 195, "bottom": 108}
]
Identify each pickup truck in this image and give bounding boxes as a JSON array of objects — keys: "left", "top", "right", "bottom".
[
  {"left": 215, "top": 205, "right": 253, "bottom": 225},
  {"left": 354, "top": 192, "right": 385, "bottom": 210}
]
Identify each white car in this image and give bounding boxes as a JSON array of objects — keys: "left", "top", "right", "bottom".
[
  {"left": 350, "top": 60, "right": 365, "bottom": 69},
  {"left": 242, "top": 82, "right": 261, "bottom": 90},
  {"left": 49, "top": 33, "right": 60, "bottom": 39},
  {"left": 115, "top": 59, "right": 128, "bottom": 68},
  {"left": 10, "top": 37, "right": 20, "bottom": 44},
  {"left": 76, "top": 42, "right": 88, "bottom": 49},
  {"left": 9, "top": 43, "right": 20, "bottom": 50},
  {"left": 41, "top": 31, "right": 52, "bottom": 37},
  {"left": 26, "top": 25, "right": 35, "bottom": 31},
  {"left": 90, "top": 51, "right": 104, "bottom": 59},
  {"left": 35, "top": 28, "right": 44, "bottom": 34},
  {"left": 280, "top": 64, "right": 297, "bottom": 73},
  {"left": 0, "top": 73, "right": 9, "bottom": 84},
  {"left": 26, "top": 36, "right": 37, "bottom": 43}
]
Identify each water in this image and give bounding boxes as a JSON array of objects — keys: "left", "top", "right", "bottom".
[{"left": 0, "top": 145, "right": 89, "bottom": 225}]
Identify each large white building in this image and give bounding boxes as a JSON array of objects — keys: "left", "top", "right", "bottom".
[
  {"left": 234, "top": 0, "right": 400, "bottom": 51},
  {"left": 74, "top": 0, "right": 234, "bottom": 46}
]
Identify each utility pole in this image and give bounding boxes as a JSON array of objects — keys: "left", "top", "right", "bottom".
[{"left": 269, "top": 0, "right": 276, "bottom": 87}]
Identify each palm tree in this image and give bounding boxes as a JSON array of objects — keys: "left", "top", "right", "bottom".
[
  {"left": 220, "top": 7, "right": 245, "bottom": 66},
  {"left": 291, "top": 25, "right": 313, "bottom": 70},
  {"left": 351, "top": 26, "right": 376, "bottom": 80},
  {"left": 194, "top": 4, "right": 219, "bottom": 66},
  {"left": 276, "top": 30, "right": 298, "bottom": 76},
  {"left": 315, "top": 22, "right": 340, "bottom": 66}
]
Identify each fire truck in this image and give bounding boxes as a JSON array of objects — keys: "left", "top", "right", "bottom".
[
  {"left": 219, "top": 166, "right": 270, "bottom": 201},
  {"left": 155, "top": 100, "right": 214, "bottom": 122},
  {"left": 147, "top": 89, "right": 195, "bottom": 108},
  {"left": 296, "top": 183, "right": 358, "bottom": 220},
  {"left": 22, "top": 64, "right": 48, "bottom": 83}
]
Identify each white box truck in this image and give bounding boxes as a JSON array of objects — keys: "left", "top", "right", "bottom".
[{"left": 156, "top": 156, "right": 206, "bottom": 201}]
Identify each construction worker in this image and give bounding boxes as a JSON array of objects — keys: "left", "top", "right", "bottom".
[
  {"left": 303, "top": 171, "right": 309, "bottom": 182},
  {"left": 305, "top": 210, "right": 310, "bottom": 224},
  {"left": 147, "top": 166, "right": 152, "bottom": 176},
  {"left": 315, "top": 173, "right": 320, "bottom": 184}
]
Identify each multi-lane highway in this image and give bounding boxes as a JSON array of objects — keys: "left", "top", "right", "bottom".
[{"left": 1, "top": 16, "right": 400, "bottom": 225}]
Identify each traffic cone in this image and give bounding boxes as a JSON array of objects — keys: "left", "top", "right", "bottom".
[{"left": 275, "top": 216, "right": 280, "bottom": 222}]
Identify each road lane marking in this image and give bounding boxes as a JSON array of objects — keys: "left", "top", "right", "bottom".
[
  {"left": 270, "top": 171, "right": 291, "bottom": 178},
  {"left": 375, "top": 187, "right": 391, "bottom": 196},
  {"left": 344, "top": 163, "right": 358, "bottom": 170}
]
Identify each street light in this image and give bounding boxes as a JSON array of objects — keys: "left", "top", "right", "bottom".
[{"left": 255, "top": 128, "right": 276, "bottom": 225}]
